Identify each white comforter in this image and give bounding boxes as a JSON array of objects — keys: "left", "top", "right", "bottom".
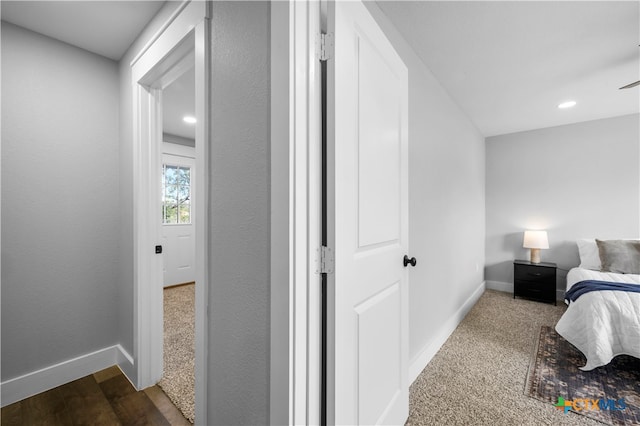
[{"left": 555, "top": 267, "right": 640, "bottom": 371}]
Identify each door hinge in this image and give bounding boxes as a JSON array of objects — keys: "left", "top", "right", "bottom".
[
  {"left": 316, "top": 246, "right": 334, "bottom": 274},
  {"left": 317, "top": 33, "right": 334, "bottom": 62}
]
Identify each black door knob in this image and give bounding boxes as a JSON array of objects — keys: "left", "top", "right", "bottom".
[{"left": 403, "top": 255, "right": 416, "bottom": 267}]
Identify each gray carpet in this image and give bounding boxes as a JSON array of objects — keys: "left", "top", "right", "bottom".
[
  {"left": 155, "top": 287, "right": 625, "bottom": 425},
  {"left": 158, "top": 284, "right": 195, "bottom": 424},
  {"left": 408, "top": 289, "right": 603, "bottom": 425}
]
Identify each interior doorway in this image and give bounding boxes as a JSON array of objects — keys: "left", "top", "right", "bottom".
[
  {"left": 131, "top": 2, "right": 209, "bottom": 424},
  {"left": 158, "top": 66, "right": 197, "bottom": 422},
  {"left": 161, "top": 67, "right": 197, "bottom": 289}
]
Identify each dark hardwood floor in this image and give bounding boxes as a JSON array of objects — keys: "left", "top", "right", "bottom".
[{"left": 1, "top": 366, "right": 191, "bottom": 425}]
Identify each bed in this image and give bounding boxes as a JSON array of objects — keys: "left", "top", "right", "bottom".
[{"left": 554, "top": 239, "right": 640, "bottom": 371}]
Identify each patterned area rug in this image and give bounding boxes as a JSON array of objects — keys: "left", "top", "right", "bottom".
[
  {"left": 158, "top": 284, "right": 195, "bottom": 423},
  {"left": 525, "top": 326, "right": 640, "bottom": 425}
]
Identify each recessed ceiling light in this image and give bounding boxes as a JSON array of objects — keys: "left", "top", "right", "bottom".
[
  {"left": 558, "top": 101, "right": 577, "bottom": 109},
  {"left": 183, "top": 116, "right": 197, "bottom": 124}
]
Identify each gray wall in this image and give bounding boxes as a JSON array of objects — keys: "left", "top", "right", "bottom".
[
  {"left": 486, "top": 114, "right": 640, "bottom": 291},
  {"left": 1, "top": 22, "right": 120, "bottom": 380},
  {"left": 269, "top": 1, "right": 290, "bottom": 424},
  {"left": 208, "top": 2, "right": 270, "bottom": 424},
  {"left": 118, "top": 2, "right": 271, "bottom": 423},
  {"left": 367, "top": 4, "right": 486, "bottom": 366}
]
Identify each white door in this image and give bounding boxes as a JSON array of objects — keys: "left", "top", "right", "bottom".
[
  {"left": 330, "top": 1, "right": 409, "bottom": 424},
  {"left": 161, "top": 152, "right": 196, "bottom": 287}
]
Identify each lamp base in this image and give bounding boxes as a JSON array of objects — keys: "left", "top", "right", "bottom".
[{"left": 530, "top": 248, "right": 541, "bottom": 264}]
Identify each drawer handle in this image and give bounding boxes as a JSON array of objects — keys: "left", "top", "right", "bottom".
[{"left": 528, "top": 272, "right": 542, "bottom": 277}]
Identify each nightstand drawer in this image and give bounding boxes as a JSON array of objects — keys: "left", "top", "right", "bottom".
[
  {"left": 514, "top": 264, "right": 555, "bottom": 282},
  {"left": 515, "top": 280, "right": 555, "bottom": 301},
  {"left": 513, "top": 260, "right": 557, "bottom": 304}
]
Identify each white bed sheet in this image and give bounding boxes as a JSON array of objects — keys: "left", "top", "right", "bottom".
[
  {"left": 566, "top": 267, "right": 640, "bottom": 291},
  {"left": 555, "top": 267, "right": 640, "bottom": 370}
]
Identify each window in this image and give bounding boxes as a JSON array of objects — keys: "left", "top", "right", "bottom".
[{"left": 162, "top": 164, "right": 191, "bottom": 224}]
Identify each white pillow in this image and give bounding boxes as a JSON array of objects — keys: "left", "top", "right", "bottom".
[{"left": 577, "top": 239, "right": 601, "bottom": 270}]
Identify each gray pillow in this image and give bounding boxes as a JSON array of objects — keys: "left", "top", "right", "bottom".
[{"left": 596, "top": 239, "right": 640, "bottom": 274}]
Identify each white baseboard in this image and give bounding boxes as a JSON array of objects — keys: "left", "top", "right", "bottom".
[
  {"left": 117, "top": 346, "right": 136, "bottom": 389},
  {"left": 486, "top": 280, "right": 564, "bottom": 302},
  {"left": 1, "top": 344, "right": 134, "bottom": 407},
  {"left": 409, "top": 281, "right": 486, "bottom": 384},
  {"left": 486, "top": 280, "right": 512, "bottom": 293}
]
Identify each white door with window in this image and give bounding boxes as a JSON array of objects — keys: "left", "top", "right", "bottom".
[
  {"left": 161, "top": 151, "right": 196, "bottom": 287},
  {"left": 331, "top": 1, "right": 409, "bottom": 424}
]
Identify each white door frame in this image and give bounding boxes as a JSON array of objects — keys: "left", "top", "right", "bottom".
[
  {"left": 285, "top": 1, "right": 410, "bottom": 423},
  {"left": 277, "top": 0, "right": 323, "bottom": 424},
  {"left": 131, "top": 1, "right": 209, "bottom": 424}
]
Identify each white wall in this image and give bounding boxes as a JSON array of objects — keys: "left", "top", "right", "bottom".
[
  {"left": 1, "top": 22, "right": 120, "bottom": 380},
  {"left": 485, "top": 114, "right": 640, "bottom": 293},
  {"left": 366, "top": 3, "right": 486, "bottom": 378}
]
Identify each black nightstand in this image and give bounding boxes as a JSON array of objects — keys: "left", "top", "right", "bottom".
[{"left": 513, "top": 260, "right": 557, "bottom": 305}]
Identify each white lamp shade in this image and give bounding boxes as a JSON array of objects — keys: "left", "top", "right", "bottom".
[{"left": 523, "top": 230, "right": 549, "bottom": 249}]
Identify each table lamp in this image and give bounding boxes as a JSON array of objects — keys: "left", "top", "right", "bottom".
[{"left": 523, "top": 230, "right": 549, "bottom": 264}]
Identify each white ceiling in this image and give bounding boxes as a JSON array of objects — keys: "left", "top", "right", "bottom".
[
  {"left": 377, "top": 1, "right": 640, "bottom": 136},
  {"left": 163, "top": 67, "right": 196, "bottom": 140},
  {"left": 1, "top": 1, "right": 165, "bottom": 61},
  {"left": 2, "top": 1, "right": 638, "bottom": 138}
]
